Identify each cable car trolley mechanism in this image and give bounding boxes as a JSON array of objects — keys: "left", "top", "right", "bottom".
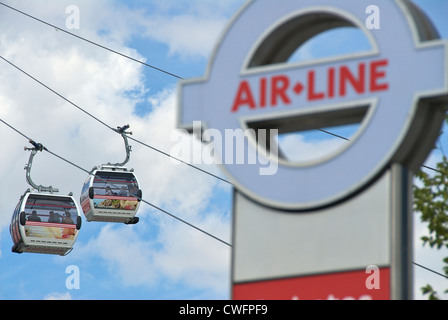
[
  {"left": 80, "top": 125, "right": 142, "bottom": 225},
  {"left": 10, "top": 141, "right": 82, "bottom": 256}
]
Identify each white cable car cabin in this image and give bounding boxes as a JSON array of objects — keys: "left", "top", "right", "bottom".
[
  {"left": 10, "top": 190, "right": 82, "bottom": 256},
  {"left": 10, "top": 141, "right": 81, "bottom": 256},
  {"left": 80, "top": 165, "right": 142, "bottom": 224}
]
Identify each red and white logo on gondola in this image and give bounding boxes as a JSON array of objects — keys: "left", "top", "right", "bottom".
[{"left": 178, "top": 0, "right": 448, "bottom": 210}]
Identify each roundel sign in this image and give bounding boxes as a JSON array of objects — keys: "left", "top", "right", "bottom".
[{"left": 177, "top": 0, "right": 448, "bottom": 210}]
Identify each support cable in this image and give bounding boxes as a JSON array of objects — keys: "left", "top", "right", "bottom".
[{"left": 0, "top": 1, "right": 183, "bottom": 80}]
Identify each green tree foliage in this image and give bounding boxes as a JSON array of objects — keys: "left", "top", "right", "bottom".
[
  {"left": 421, "top": 284, "right": 440, "bottom": 300},
  {"left": 413, "top": 156, "right": 448, "bottom": 299}
]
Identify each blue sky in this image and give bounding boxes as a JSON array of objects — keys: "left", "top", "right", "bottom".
[{"left": 0, "top": 0, "right": 447, "bottom": 300}]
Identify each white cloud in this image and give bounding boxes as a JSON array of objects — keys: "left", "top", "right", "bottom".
[
  {"left": 139, "top": 15, "right": 225, "bottom": 59},
  {"left": 154, "top": 209, "right": 231, "bottom": 293},
  {"left": 130, "top": 0, "right": 245, "bottom": 59},
  {"left": 44, "top": 292, "right": 72, "bottom": 300},
  {"left": 73, "top": 211, "right": 231, "bottom": 295},
  {"left": 77, "top": 224, "right": 159, "bottom": 287},
  {"left": 276, "top": 133, "right": 347, "bottom": 163}
]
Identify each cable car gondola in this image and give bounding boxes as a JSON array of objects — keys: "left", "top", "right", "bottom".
[
  {"left": 10, "top": 190, "right": 82, "bottom": 256},
  {"left": 80, "top": 125, "right": 142, "bottom": 224},
  {"left": 10, "top": 141, "right": 82, "bottom": 256},
  {"left": 80, "top": 165, "right": 141, "bottom": 224}
]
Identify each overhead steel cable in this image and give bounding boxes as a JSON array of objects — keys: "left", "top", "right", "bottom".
[
  {"left": 0, "top": 54, "right": 231, "bottom": 185},
  {"left": 315, "top": 127, "right": 446, "bottom": 175},
  {"left": 0, "top": 117, "right": 231, "bottom": 247},
  {"left": 0, "top": 118, "right": 32, "bottom": 141},
  {"left": 126, "top": 135, "right": 231, "bottom": 184},
  {"left": 0, "top": 1, "right": 183, "bottom": 80},
  {"left": 317, "top": 128, "right": 350, "bottom": 141},
  {"left": 0, "top": 56, "right": 115, "bottom": 132},
  {"left": 412, "top": 262, "right": 448, "bottom": 280}
]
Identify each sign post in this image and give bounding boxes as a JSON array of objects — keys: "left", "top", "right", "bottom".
[
  {"left": 177, "top": 0, "right": 448, "bottom": 300},
  {"left": 390, "top": 163, "right": 413, "bottom": 300}
]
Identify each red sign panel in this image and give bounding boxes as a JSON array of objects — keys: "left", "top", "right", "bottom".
[{"left": 233, "top": 268, "right": 390, "bottom": 300}]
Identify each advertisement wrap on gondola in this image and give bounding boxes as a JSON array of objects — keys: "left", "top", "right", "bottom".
[
  {"left": 25, "top": 222, "right": 76, "bottom": 240},
  {"left": 177, "top": 0, "right": 448, "bottom": 299}
]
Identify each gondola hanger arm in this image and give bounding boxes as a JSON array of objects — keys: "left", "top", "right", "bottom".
[
  {"left": 24, "top": 140, "right": 59, "bottom": 193},
  {"left": 108, "top": 124, "right": 133, "bottom": 168},
  {"left": 88, "top": 124, "right": 134, "bottom": 173}
]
